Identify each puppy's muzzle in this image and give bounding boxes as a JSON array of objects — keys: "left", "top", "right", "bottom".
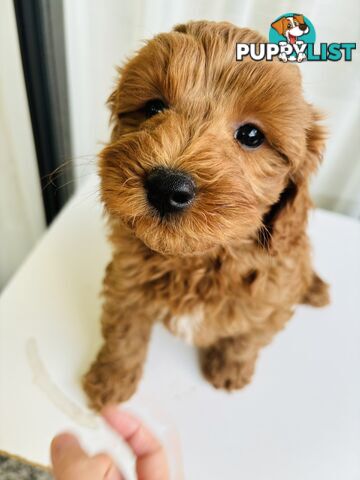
[{"left": 145, "top": 167, "right": 196, "bottom": 217}]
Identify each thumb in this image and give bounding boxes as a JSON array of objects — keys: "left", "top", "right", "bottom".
[
  {"left": 51, "top": 433, "right": 88, "bottom": 470},
  {"left": 51, "top": 433, "right": 121, "bottom": 480}
]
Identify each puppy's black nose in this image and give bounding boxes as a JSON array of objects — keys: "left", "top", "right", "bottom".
[
  {"left": 299, "top": 23, "right": 307, "bottom": 31},
  {"left": 145, "top": 168, "right": 195, "bottom": 216}
]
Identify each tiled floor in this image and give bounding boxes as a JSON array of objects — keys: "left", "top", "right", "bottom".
[{"left": 0, "top": 454, "right": 52, "bottom": 479}]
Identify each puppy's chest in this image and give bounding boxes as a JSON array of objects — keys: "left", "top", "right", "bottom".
[
  {"left": 145, "top": 254, "right": 267, "bottom": 343},
  {"left": 164, "top": 308, "right": 205, "bottom": 344},
  {"left": 147, "top": 257, "right": 248, "bottom": 306}
]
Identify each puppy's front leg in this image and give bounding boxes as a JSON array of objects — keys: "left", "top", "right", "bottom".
[
  {"left": 200, "top": 335, "right": 260, "bottom": 392},
  {"left": 83, "top": 285, "right": 153, "bottom": 410}
]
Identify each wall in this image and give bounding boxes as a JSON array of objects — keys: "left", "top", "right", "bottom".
[
  {"left": 63, "top": 0, "right": 360, "bottom": 216},
  {"left": 0, "top": 0, "right": 46, "bottom": 289}
]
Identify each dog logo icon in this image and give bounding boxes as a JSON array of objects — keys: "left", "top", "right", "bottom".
[
  {"left": 269, "top": 13, "right": 315, "bottom": 63},
  {"left": 271, "top": 14, "right": 309, "bottom": 45}
]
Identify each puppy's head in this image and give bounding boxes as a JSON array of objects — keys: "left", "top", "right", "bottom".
[{"left": 100, "top": 21, "right": 324, "bottom": 256}]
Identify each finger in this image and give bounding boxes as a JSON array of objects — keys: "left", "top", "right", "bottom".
[
  {"left": 93, "top": 453, "right": 124, "bottom": 480},
  {"left": 102, "top": 406, "right": 169, "bottom": 480},
  {"left": 51, "top": 433, "right": 89, "bottom": 475},
  {"left": 102, "top": 406, "right": 161, "bottom": 456},
  {"left": 51, "top": 433, "right": 122, "bottom": 480}
]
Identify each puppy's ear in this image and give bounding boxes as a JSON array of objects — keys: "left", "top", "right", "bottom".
[
  {"left": 302, "top": 106, "right": 327, "bottom": 176},
  {"left": 271, "top": 17, "right": 287, "bottom": 35},
  {"left": 294, "top": 14, "right": 305, "bottom": 25},
  {"left": 257, "top": 180, "right": 298, "bottom": 250},
  {"left": 258, "top": 106, "right": 326, "bottom": 252},
  {"left": 106, "top": 68, "right": 124, "bottom": 139},
  {"left": 107, "top": 88, "right": 118, "bottom": 122},
  {"left": 106, "top": 67, "right": 123, "bottom": 119},
  {"left": 106, "top": 86, "right": 122, "bottom": 141}
]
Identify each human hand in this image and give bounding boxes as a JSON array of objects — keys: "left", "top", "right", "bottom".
[{"left": 51, "top": 405, "right": 169, "bottom": 480}]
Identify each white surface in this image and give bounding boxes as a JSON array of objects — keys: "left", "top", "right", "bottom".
[{"left": 1, "top": 175, "right": 360, "bottom": 480}]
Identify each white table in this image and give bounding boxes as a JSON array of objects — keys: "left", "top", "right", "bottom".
[{"left": 1, "top": 175, "right": 360, "bottom": 480}]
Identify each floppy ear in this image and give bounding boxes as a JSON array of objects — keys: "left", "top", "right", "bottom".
[
  {"left": 271, "top": 17, "right": 287, "bottom": 35},
  {"left": 107, "top": 87, "right": 122, "bottom": 141},
  {"left": 294, "top": 14, "right": 305, "bottom": 24},
  {"left": 257, "top": 180, "right": 298, "bottom": 250},
  {"left": 258, "top": 106, "right": 326, "bottom": 252},
  {"left": 106, "top": 66, "right": 123, "bottom": 120},
  {"left": 299, "top": 106, "right": 327, "bottom": 178},
  {"left": 107, "top": 89, "right": 118, "bottom": 120},
  {"left": 105, "top": 67, "right": 124, "bottom": 140}
]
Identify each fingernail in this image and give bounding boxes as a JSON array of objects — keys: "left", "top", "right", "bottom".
[{"left": 52, "top": 433, "right": 77, "bottom": 454}]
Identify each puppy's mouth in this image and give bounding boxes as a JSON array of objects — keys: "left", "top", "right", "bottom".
[
  {"left": 288, "top": 33, "right": 297, "bottom": 44},
  {"left": 128, "top": 217, "right": 217, "bottom": 257}
]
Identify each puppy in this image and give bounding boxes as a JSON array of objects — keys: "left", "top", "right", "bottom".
[
  {"left": 271, "top": 14, "right": 309, "bottom": 45},
  {"left": 83, "top": 21, "right": 329, "bottom": 410}
]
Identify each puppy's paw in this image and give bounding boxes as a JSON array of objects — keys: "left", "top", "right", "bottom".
[
  {"left": 83, "top": 361, "right": 139, "bottom": 411},
  {"left": 200, "top": 346, "right": 256, "bottom": 391}
]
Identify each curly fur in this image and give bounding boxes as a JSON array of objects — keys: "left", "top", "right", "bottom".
[{"left": 83, "top": 21, "right": 330, "bottom": 410}]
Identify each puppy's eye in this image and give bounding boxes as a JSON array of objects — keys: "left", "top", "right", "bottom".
[
  {"left": 235, "top": 124, "right": 265, "bottom": 149},
  {"left": 287, "top": 23, "right": 292, "bottom": 28},
  {"left": 144, "top": 99, "right": 167, "bottom": 119}
]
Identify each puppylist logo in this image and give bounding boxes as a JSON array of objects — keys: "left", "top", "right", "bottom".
[{"left": 236, "top": 13, "right": 356, "bottom": 63}]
